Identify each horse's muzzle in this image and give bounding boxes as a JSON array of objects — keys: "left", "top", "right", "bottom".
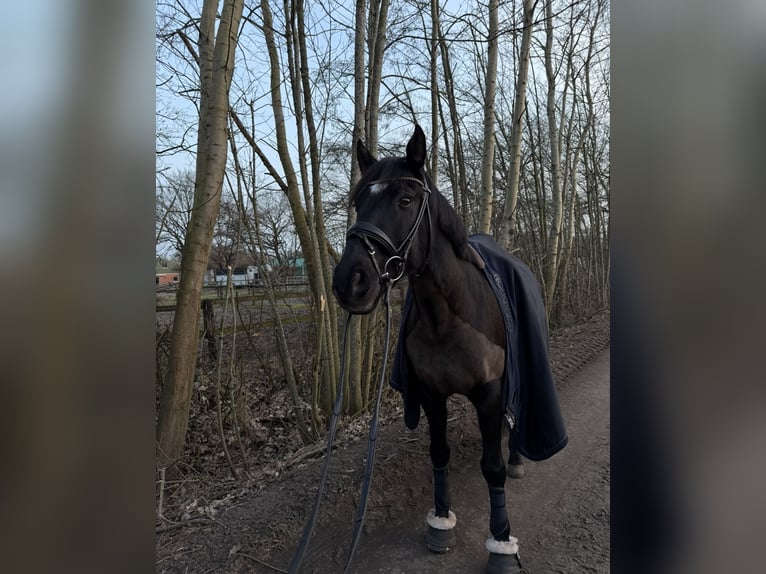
[{"left": 332, "top": 250, "right": 382, "bottom": 315}]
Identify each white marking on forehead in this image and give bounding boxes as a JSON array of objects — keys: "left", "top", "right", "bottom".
[{"left": 369, "top": 182, "right": 387, "bottom": 195}]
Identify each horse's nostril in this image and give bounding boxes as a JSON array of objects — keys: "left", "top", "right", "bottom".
[{"left": 350, "top": 269, "right": 368, "bottom": 297}]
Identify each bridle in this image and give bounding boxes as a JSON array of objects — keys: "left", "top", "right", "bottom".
[{"left": 346, "top": 174, "right": 432, "bottom": 284}]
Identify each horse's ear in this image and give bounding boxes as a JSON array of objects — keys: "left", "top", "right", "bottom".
[
  {"left": 356, "top": 140, "right": 376, "bottom": 174},
  {"left": 405, "top": 125, "right": 427, "bottom": 170}
]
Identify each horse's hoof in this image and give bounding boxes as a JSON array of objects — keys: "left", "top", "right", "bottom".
[
  {"left": 485, "top": 538, "right": 522, "bottom": 573},
  {"left": 426, "top": 525, "right": 456, "bottom": 553},
  {"left": 486, "top": 552, "right": 523, "bottom": 574},
  {"left": 507, "top": 463, "right": 525, "bottom": 479},
  {"left": 425, "top": 509, "right": 457, "bottom": 553}
]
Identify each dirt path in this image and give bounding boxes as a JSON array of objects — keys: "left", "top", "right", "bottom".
[
  {"left": 292, "top": 351, "right": 610, "bottom": 574},
  {"left": 157, "top": 317, "right": 609, "bottom": 574}
]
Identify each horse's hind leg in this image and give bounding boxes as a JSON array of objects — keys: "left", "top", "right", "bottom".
[
  {"left": 421, "top": 393, "right": 456, "bottom": 553},
  {"left": 473, "top": 386, "right": 523, "bottom": 574}
]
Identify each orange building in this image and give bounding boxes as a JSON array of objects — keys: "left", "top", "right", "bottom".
[{"left": 156, "top": 272, "right": 180, "bottom": 287}]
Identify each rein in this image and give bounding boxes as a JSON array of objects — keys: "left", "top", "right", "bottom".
[
  {"left": 289, "top": 175, "right": 432, "bottom": 572},
  {"left": 288, "top": 282, "right": 396, "bottom": 574},
  {"left": 287, "top": 314, "right": 353, "bottom": 574},
  {"left": 343, "top": 280, "right": 394, "bottom": 572}
]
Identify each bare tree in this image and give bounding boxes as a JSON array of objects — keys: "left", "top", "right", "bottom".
[
  {"left": 365, "top": 0, "right": 392, "bottom": 156},
  {"left": 350, "top": 0, "right": 368, "bottom": 193},
  {"left": 478, "top": 0, "right": 499, "bottom": 234},
  {"left": 258, "top": 0, "right": 339, "bottom": 418},
  {"left": 429, "top": 0, "right": 440, "bottom": 182},
  {"left": 293, "top": 0, "right": 342, "bottom": 414},
  {"left": 228, "top": 125, "right": 316, "bottom": 444},
  {"left": 437, "top": 12, "right": 469, "bottom": 225},
  {"left": 345, "top": 0, "right": 393, "bottom": 415},
  {"left": 254, "top": 192, "right": 293, "bottom": 266},
  {"left": 498, "top": 0, "right": 536, "bottom": 250},
  {"left": 156, "top": 0, "right": 245, "bottom": 472},
  {"left": 208, "top": 197, "right": 246, "bottom": 271},
  {"left": 156, "top": 169, "right": 196, "bottom": 257},
  {"left": 541, "top": 0, "right": 565, "bottom": 310}
]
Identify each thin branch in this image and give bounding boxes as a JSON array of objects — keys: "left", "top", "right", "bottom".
[
  {"left": 229, "top": 107, "right": 289, "bottom": 193},
  {"left": 235, "top": 552, "right": 288, "bottom": 573}
]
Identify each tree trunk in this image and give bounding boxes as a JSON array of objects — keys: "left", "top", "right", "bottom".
[
  {"left": 583, "top": 0, "right": 607, "bottom": 310},
  {"left": 202, "top": 299, "right": 217, "bottom": 361},
  {"left": 438, "top": 21, "right": 468, "bottom": 225},
  {"left": 555, "top": 132, "right": 583, "bottom": 320},
  {"left": 228, "top": 117, "right": 314, "bottom": 444},
  {"left": 156, "top": 0, "right": 245, "bottom": 471},
  {"left": 297, "top": 0, "right": 340, "bottom": 407},
  {"left": 542, "top": 0, "right": 565, "bottom": 312},
  {"left": 350, "top": 0, "right": 367, "bottom": 192},
  {"left": 365, "top": 0, "right": 391, "bottom": 155},
  {"left": 347, "top": 0, "right": 390, "bottom": 415},
  {"left": 284, "top": 0, "right": 315, "bottom": 232},
  {"left": 344, "top": 0, "right": 369, "bottom": 416},
  {"left": 437, "top": 92, "right": 457, "bottom": 210},
  {"left": 478, "top": 0, "right": 499, "bottom": 234},
  {"left": 429, "top": 0, "right": 440, "bottom": 182},
  {"left": 260, "top": 0, "right": 338, "bottom": 419},
  {"left": 287, "top": 0, "right": 342, "bottom": 412},
  {"left": 499, "top": 0, "right": 535, "bottom": 250}
]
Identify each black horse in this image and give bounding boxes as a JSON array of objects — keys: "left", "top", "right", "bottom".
[{"left": 332, "top": 125, "right": 567, "bottom": 574}]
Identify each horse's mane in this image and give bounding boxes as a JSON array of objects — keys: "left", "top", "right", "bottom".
[{"left": 425, "top": 174, "right": 474, "bottom": 263}]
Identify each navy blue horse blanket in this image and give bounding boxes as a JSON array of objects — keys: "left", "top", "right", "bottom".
[{"left": 391, "top": 233, "right": 568, "bottom": 461}]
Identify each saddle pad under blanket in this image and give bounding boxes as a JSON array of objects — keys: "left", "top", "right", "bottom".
[{"left": 390, "top": 233, "right": 568, "bottom": 461}]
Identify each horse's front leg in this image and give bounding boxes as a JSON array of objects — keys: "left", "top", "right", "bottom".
[
  {"left": 473, "top": 385, "right": 523, "bottom": 574},
  {"left": 507, "top": 426, "right": 525, "bottom": 479},
  {"left": 421, "top": 392, "right": 457, "bottom": 553}
]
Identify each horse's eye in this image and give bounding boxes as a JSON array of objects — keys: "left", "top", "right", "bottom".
[{"left": 399, "top": 197, "right": 412, "bottom": 208}]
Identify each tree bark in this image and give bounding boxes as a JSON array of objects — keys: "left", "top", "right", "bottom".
[
  {"left": 429, "top": 0, "right": 440, "bottom": 182},
  {"left": 156, "top": 0, "right": 245, "bottom": 471},
  {"left": 583, "top": 0, "right": 607, "bottom": 310},
  {"left": 296, "top": 0, "right": 340, "bottom": 406},
  {"left": 499, "top": 0, "right": 535, "bottom": 250},
  {"left": 228, "top": 116, "right": 314, "bottom": 444},
  {"left": 438, "top": 18, "right": 468, "bottom": 225},
  {"left": 478, "top": 0, "right": 499, "bottom": 234},
  {"left": 284, "top": 0, "right": 315, "bottom": 233},
  {"left": 365, "top": 0, "right": 391, "bottom": 155},
  {"left": 350, "top": 1, "right": 367, "bottom": 193},
  {"left": 259, "top": 0, "right": 338, "bottom": 419},
  {"left": 344, "top": 0, "right": 369, "bottom": 416},
  {"left": 542, "top": 0, "right": 565, "bottom": 312},
  {"left": 202, "top": 299, "right": 217, "bottom": 361}
]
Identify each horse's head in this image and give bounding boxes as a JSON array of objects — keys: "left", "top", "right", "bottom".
[{"left": 333, "top": 125, "right": 433, "bottom": 314}]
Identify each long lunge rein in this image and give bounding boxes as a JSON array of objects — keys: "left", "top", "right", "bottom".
[
  {"left": 287, "top": 282, "right": 395, "bottom": 574},
  {"left": 288, "top": 176, "right": 431, "bottom": 573}
]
